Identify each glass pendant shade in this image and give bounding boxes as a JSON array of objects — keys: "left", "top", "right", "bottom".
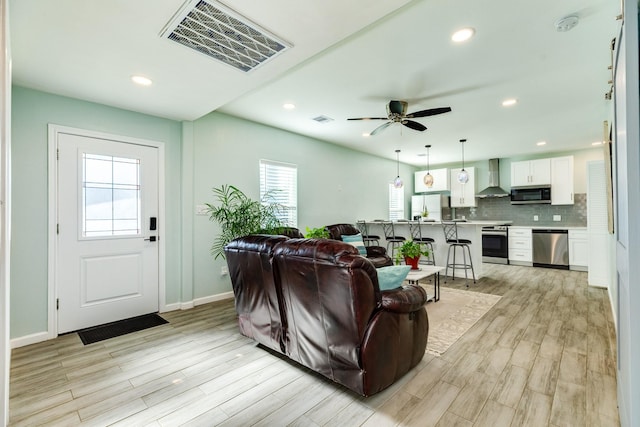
[
  {"left": 457, "top": 139, "right": 468, "bottom": 184},
  {"left": 458, "top": 169, "right": 469, "bottom": 184},
  {"left": 423, "top": 172, "right": 434, "bottom": 187},
  {"left": 393, "top": 149, "right": 403, "bottom": 188},
  {"left": 423, "top": 144, "right": 434, "bottom": 187}
]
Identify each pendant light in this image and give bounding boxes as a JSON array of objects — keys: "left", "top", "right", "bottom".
[
  {"left": 457, "top": 139, "right": 469, "bottom": 184},
  {"left": 393, "top": 149, "right": 403, "bottom": 188},
  {"left": 423, "top": 144, "right": 434, "bottom": 188}
]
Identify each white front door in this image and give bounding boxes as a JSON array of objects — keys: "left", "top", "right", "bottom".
[{"left": 57, "top": 132, "right": 159, "bottom": 333}]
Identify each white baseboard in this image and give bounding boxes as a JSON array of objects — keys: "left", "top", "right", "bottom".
[
  {"left": 194, "top": 291, "right": 234, "bottom": 306},
  {"left": 164, "top": 291, "right": 234, "bottom": 312},
  {"left": 161, "top": 303, "right": 182, "bottom": 313},
  {"left": 11, "top": 331, "right": 51, "bottom": 349}
]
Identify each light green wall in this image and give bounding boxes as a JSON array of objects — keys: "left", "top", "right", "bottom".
[
  {"left": 10, "top": 86, "right": 183, "bottom": 338},
  {"left": 187, "top": 112, "right": 414, "bottom": 298}
]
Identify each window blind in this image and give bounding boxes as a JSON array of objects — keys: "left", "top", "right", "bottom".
[
  {"left": 388, "top": 183, "right": 405, "bottom": 221},
  {"left": 260, "top": 159, "right": 297, "bottom": 227}
]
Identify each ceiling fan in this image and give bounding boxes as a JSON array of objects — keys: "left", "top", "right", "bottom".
[{"left": 347, "top": 100, "right": 451, "bottom": 136}]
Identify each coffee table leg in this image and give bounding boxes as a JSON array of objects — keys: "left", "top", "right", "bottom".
[{"left": 435, "top": 272, "right": 440, "bottom": 302}]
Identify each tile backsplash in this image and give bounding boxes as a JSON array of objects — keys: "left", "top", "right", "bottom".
[{"left": 443, "top": 193, "right": 587, "bottom": 227}]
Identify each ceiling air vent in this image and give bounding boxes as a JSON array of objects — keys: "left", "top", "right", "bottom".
[
  {"left": 161, "top": 0, "right": 291, "bottom": 72},
  {"left": 312, "top": 115, "right": 334, "bottom": 124}
]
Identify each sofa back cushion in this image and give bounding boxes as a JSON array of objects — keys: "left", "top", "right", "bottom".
[
  {"left": 325, "top": 223, "right": 360, "bottom": 241},
  {"left": 224, "top": 234, "right": 289, "bottom": 353},
  {"left": 272, "top": 238, "right": 379, "bottom": 379}
]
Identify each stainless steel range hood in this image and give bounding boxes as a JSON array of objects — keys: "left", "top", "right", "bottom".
[{"left": 477, "top": 158, "right": 509, "bottom": 198}]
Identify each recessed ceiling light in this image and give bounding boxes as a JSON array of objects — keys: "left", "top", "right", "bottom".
[
  {"left": 537, "top": 141, "right": 547, "bottom": 146},
  {"left": 131, "top": 75, "right": 152, "bottom": 86},
  {"left": 592, "top": 141, "right": 604, "bottom": 146},
  {"left": 283, "top": 103, "right": 296, "bottom": 110},
  {"left": 452, "top": 27, "right": 475, "bottom": 43},
  {"left": 362, "top": 132, "right": 370, "bottom": 137},
  {"left": 502, "top": 98, "right": 517, "bottom": 107}
]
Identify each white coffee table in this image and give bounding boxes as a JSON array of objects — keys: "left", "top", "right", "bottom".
[{"left": 405, "top": 265, "right": 445, "bottom": 302}]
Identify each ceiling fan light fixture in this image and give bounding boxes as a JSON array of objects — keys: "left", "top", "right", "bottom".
[
  {"left": 457, "top": 139, "right": 469, "bottom": 184},
  {"left": 393, "top": 149, "right": 404, "bottom": 188},
  {"left": 452, "top": 27, "right": 475, "bottom": 43}
]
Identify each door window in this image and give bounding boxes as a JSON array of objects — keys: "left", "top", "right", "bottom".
[{"left": 82, "top": 153, "right": 141, "bottom": 237}]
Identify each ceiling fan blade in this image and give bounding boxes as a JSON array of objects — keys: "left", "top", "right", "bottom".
[
  {"left": 370, "top": 122, "right": 392, "bottom": 135},
  {"left": 347, "top": 117, "right": 388, "bottom": 121},
  {"left": 405, "top": 107, "right": 452, "bottom": 118},
  {"left": 387, "top": 100, "right": 408, "bottom": 116},
  {"left": 402, "top": 120, "right": 427, "bottom": 132}
]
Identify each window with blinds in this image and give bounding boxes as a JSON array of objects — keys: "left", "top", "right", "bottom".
[
  {"left": 388, "top": 183, "right": 405, "bottom": 220},
  {"left": 259, "top": 159, "right": 297, "bottom": 227}
]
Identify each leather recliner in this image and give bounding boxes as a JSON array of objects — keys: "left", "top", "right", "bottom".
[
  {"left": 224, "top": 234, "right": 289, "bottom": 353},
  {"left": 325, "top": 223, "right": 393, "bottom": 268},
  {"left": 225, "top": 236, "right": 429, "bottom": 396}
]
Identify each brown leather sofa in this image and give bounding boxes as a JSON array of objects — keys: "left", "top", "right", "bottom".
[
  {"left": 325, "top": 223, "right": 393, "bottom": 268},
  {"left": 225, "top": 235, "right": 429, "bottom": 396}
]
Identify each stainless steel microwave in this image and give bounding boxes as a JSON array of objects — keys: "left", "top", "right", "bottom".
[{"left": 510, "top": 186, "right": 551, "bottom": 204}]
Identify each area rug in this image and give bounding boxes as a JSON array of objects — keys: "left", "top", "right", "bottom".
[
  {"left": 77, "top": 313, "right": 168, "bottom": 345},
  {"left": 421, "top": 287, "right": 501, "bottom": 356}
]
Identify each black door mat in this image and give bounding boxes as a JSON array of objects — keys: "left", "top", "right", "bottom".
[{"left": 77, "top": 313, "right": 168, "bottom": 345}]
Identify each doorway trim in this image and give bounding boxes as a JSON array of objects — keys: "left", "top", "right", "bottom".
[{"left": 47, "top": 124, "right": 166, "bottom": 340}]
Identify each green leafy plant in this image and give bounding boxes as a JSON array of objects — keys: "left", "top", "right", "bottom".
[
  {"left": 205, "top": 185, "right": 285, "bottom": 259},
  {"left": 305, "top": 226, "right": 330, "bottom": 239},
  {"left": 395, "top": 239, "right": 430, "bottom": 264}
]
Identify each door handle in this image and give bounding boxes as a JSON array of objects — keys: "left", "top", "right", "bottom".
[{"left": 144, "top": 236, "right": 158, "bottom": 242}]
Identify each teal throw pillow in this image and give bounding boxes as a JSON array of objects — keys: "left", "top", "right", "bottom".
[
  {"left": 342, "top": 233, "right": 367, "bottom": 256},
  {"left": 376, "top": 265, "right": 411, "bottom": 291}
]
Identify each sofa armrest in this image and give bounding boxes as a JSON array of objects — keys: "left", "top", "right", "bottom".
[
  {"left": 365, "top": 246, "right": 387, "bottom": 257},
  {"left": 380, "top": 285, "right": 427, "bottom": 313}
]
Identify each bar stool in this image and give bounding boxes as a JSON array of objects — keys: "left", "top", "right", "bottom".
[
  {"left": 356, "top": 220, "right": 380, "bottom": 246},
  {"left": 382, "top": 221, "right": 405, "bottom": 259},
  {"left": 442, "top": 221, "right": 476, "bottom": 286},
  {"left": 408, "top": 220, "right": 436, "bottom": 265}
]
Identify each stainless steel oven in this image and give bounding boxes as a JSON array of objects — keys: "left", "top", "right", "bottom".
[{"left": 482, "top": 225, "right": 509, "bottom": 264}]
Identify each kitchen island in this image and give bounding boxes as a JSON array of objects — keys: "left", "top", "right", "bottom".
[{"left": 365, "top": 220, "right": 512, "bottom": 279}]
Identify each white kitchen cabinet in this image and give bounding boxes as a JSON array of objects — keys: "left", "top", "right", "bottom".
[
  {"left": 414, "top": 168, "right": 450, "bottom": 193},
  {"left": 509, "top": 227, "right": 532, "bottom": 265},
  {"left": 449, "top": 167, "right": 476, "bottom": 207},
  {"left": 511, "top": 158, "right": 551, "bottom": 187},
  {"left": 568, "top": 229, "right": 587, "bottom": 271},
  {"left": 551, "top": 156, "right": 574, "bottom": 205}
]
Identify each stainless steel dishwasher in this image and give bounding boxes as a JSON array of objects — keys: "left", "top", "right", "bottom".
[{"left": 532, "top": 229, "right": 569, "bottom": 269}]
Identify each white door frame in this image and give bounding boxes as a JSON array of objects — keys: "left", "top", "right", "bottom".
[{"left": 47, "top": 124, "right": 166, "bottom": 339}]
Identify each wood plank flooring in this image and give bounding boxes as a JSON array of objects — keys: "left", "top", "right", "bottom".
[{"left": 8, "top": 264, "right": 620, "bottom": 426}]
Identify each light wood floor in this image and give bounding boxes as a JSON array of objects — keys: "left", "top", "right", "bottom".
[{"left": 8, "top": 264, "right": 619, "bottom": 426}]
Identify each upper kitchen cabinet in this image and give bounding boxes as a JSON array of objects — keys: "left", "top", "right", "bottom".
[
  {"left": 449, "top": 167, "right": 477, "bottom": 207},
  {"left": 551, "top": 156, "right": 574, "bottom": 205},
  {"left": 511, "top": 158, "right": 551, "bottom": 187},
  {"left": 414, "top": 168, "right": 450, "bottom": 193}
]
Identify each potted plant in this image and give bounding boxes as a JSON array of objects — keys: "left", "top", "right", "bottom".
[
  {"left": 305, "top": 226, "right": 330, "bottom": 239},
  {"left": 395, "top": 240, "right": 430, "bottom": 270},
  {"left": 421, "top": 205, "right": 429, "bottom": 219},
  {"left": 205, "top": 185, "right": 285, "bottom": 259}
]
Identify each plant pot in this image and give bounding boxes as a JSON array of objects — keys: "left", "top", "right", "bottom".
[{"left": 404, "top": 256, "right": 420, "bottom": 270}]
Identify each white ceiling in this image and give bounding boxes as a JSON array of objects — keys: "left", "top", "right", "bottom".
[{"left": 10, "top": 0, "right": 620, "bottom": 166}]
